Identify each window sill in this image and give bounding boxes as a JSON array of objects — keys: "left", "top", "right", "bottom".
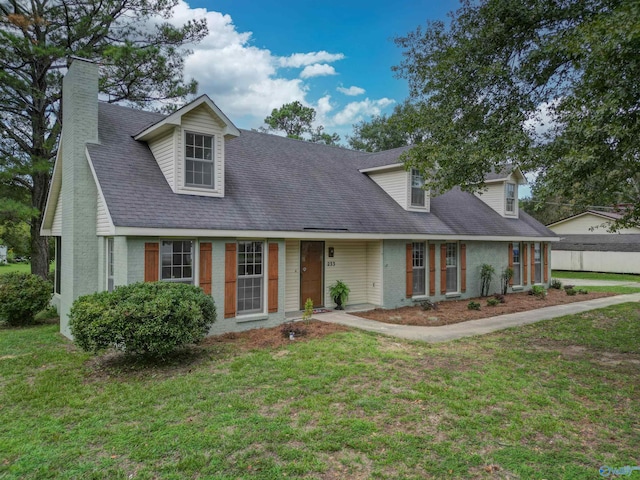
[
  {"left": 445, "top": 292, "right": 461, "bottom": 299},
  {"left": 512, "top": 286, "right": 523, "bottom": 291},
  {"left": 236, "top": 313, "right": 269, "bottom": 324}
]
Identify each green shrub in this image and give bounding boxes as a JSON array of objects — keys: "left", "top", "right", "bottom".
[
  {"left": 565, "top": 288, "right": 577, "bottom": 296},
  {"left": 487, "top": 297, "right": 501, "bottom": 307},
  {"left": 550, "top": 279, "right": 563, "bottom": 289},
  {"left": 530, "top": 285, "right": 547, "bottom": 299},
  {"left": 480, "top": 264, "right": 495, "bottom": 297},
  {"left": 467, "top": 301, "right": 481, "bottom": 311},
  {"left": 0, "top": 272, "right": 52, "bottom": 326},
  {"left": 493, "top": 294, "right": 506, "bottom": 304},
  {"left": 501, "top": 268, "right": 513, "bottom": 295},
  {"left": 69, "top": 282, "right": 216, "bottom": 357},
  {"left": 577, "top": 288, "right": 589, "bottom": 295},
  {"left": 418, "top": 299, "right": 438, "bottom": 311}
]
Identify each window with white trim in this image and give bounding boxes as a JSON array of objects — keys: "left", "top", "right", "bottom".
[
  {"left": 237, "top": 241, "right": 264, "bottom": 315},
  {"left": 185, "top": 132, "right": 214, "bottom": 189},
  {"left": 446, "top": 243, "right": 458, "bottom": 293},
  {"left": 54, "top": 237, "right": 61, "bottom": 295},
  {"left": 161, "top": 240, "right": 194, "bottom": 284},
  {"left": 534, "top": 242, "right": 542, "bottom": 283},
  {"left": 411, "top": 169, "right": 425, "bottom": 207},
  {"left": 412, "top": 242, "right": 426, "bottom": 296},
  {"left": 506, "top": 183, "right": 516, "bottom": 213},
  {"left": 512, "top": 242, "right": 521, "bottom": 285},
  {"left": 107, "top": 237, "right": 114, "bottom": 292}
]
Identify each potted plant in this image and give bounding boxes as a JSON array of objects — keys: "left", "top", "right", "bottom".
[{"left": 329, "top": 280, "right": 350, "bottom": 310}]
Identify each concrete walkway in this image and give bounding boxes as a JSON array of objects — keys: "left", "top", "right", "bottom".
[
  {"left": 315, "top": 293, "right": 640, "bottom": 343},
  {"left": 553, "top": 278, "right": 640, "bottom": 288}
]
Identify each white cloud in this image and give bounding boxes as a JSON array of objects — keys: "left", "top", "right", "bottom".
[
  {"left": 299, "top": 64, "right": 337, "bottom": 79},
  {"left": 162, "top": 2, "right": 393, "bottom": 132},
  {"left": 337, "top": 85, "right": 365, "bottom": 96},
  {"left": 331, "top": 98, "right": 395, "bottom": 126},
  {"left": 278, "top": 51, "right": 345, "bottom": 68}
]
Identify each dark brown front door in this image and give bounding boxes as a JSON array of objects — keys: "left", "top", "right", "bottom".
[{"left": 300, "top": 241, "right": 324, "bottom": 308}]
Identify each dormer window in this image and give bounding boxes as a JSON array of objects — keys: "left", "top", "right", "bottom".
[
  {"left": 185, "top": 132, "right": 214, "bottom": 189},
  {"left": 506, "top": 183, "right": 516, "bottom": 214},
  {"left": 411, "top": 169, "right": 425, "bottom": 207}
]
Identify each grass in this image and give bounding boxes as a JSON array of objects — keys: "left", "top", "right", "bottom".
[
  {"left": 0, "top": 262, "right": 32, "bottom": 274},
  {"left": 553, "top": 270, "right": 640, "bottom": 282},
  {"left": 2, "top": 304, "right": 640, "bottom": 479},
  {"left": 581, "top": 286, "right": 640, "bottom": 295}
]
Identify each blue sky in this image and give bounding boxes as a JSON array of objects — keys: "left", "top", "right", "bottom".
[{"left": 175, "top": 0, "right": 461, "bottom": 141}]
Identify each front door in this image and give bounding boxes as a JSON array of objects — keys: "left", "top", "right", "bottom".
[{"left": 300, "top": 241, "right": 324, "bottom": 308}]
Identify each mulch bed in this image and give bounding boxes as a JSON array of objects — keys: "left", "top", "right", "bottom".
[
  {"left": 201, "top": 320, "right": 350, "bottom": 351},
  {"left": 351, "top": 289, "right": 616, "bottom": 326}
]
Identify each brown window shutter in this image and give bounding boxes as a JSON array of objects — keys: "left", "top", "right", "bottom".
[
  {"left": 144, "top": 242, "right": 159, "bottom": 282},
  {"left": 406, "top": 243, "right": 413, "bottom": 298},
  {"left": 460, "top": 243, "right": 466, "bottom": 293},
  {"left": 543, "top": 243, "right": 549, "bottom": 282},
  {"left": 199, "top": 242, "right": 212, "bottom": 295},
  {"left": 522, "top": 243, "right": 528, "bottom": 285},
  {"left": 224, "top": 243, "right": 237, "bottom": 319},
  {"left": 429, "top": 244, "right": 436, "bottom": 296},
  {"left": 268, "top": 243, "right": 279, "bottom": 313},
  {"left": 440, "top": 244, "right": 447, "bottom": 295},
  {"left": 531, "top": 242, "right": 535, "bottom": 284},
  {"left": 508, "top": 243, "right": 514, "bottom": 286}
]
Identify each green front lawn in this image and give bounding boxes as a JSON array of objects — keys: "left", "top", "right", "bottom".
[
  {"left": 2, "top": 304, "right": 640, "bottom": 479},
  {"left": 0, "top": 262, "right": 31, "bottom": 274},
  {"left": 553, "top": 270, "right": 640, "bottom": 282}
]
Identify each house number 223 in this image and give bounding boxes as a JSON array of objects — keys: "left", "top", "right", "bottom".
[{"left": 327, "top": 261, "right": 336, "bottom": 267}]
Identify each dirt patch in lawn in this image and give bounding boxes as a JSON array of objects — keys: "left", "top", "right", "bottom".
[
  {"left": 352, "top": 289, "right": 616, "bottom": 326},
  {"left": 201, "top": 320, "right": 350, "bottom": 351}
]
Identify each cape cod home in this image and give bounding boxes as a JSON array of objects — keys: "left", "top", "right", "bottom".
[{"left": 42, "top": 58, "right": 557, "bottom": 338}]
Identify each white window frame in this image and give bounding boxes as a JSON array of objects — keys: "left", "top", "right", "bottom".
[
  {"left": 410, "top": 169, "right": 426, "bottom": 207},
  {"left": 54, "top": 237, "right": 61, "bottom": 295},
  {"left": 512, "top": 242, "right": 521, "bottom": 286},
  {"left": 160, "top": 240, "right": 194, "bottom": 284},
  {"left": 534, "top": 242, "right": 542, "bottom": 284},
  {"left": 445, "top": 242, "right": 459, "bottom": 294},
  {"left": 184, "top": 131, "right": 215, "bottom": 189},
  {"left": 505, "top": 183, "right": 516, "bottom": 214},
  {"left": 106, "top": 237, "right": 114, "bottom": 292},
  {"left": 412, "top": 242, "right": 426, "bottom": 296},
  {"left": 237, "top": 240, "right": 265, "bottom": 316}
]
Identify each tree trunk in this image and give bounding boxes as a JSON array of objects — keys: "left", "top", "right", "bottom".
[{"left": 30, "top": 171, "right": 51, "bottom": 280}]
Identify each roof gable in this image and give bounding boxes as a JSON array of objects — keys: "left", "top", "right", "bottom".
[{"left": 134, "top": 95, "right": 240, "bottom": 142}]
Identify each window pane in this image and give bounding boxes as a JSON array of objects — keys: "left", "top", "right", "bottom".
[
  {"left": 160, "top": 241, "right": 193, "bottom": 284},
  {"left": 237, "top": 242, "right": 264, "bottom": 314},
  {"left": 446, "top": 267, "right": 457, "bottom": 293},
  {"left": 186, "top": 133, "right": 194, "bottom": 145}
]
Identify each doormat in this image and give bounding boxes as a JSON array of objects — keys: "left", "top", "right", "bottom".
[{"left": 313, "top": 308, "right": 331, "bottom": 314}]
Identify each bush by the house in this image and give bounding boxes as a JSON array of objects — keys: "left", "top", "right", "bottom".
[
  {"left": 487, "top": 297, "right": 501, "bottom": 307},
  {"left": 418, "top": 299, "right": 438, "bottom": 311},
  {"left": 565, "top": 288, "right": 577, "bottom": 296},
  {"left": 467, "top": 301, "right": 481, "bottom": 311},
  {"left": 492, "top": 294, "right": 506, "bottom": 304},
  {"left": 550, "top": 279, "right": 563, "bottom": 289},
  {"left": 0, "top": 272, "right": 52, "bottom": 326},
  {"left": 577, "top": 288, "right": 589, "bottom": 295},
  {"left": 69, "top": 282, "right": 216, "bottom": 357},
  {"left": 530, "top": 285, "right": 547, "bottom": 299}
]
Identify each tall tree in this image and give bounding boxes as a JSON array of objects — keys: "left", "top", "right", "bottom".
[
  {"left": 394, "top": 0, "right": 639, "bottom": 230},
  {"left": 0, "top": 0, "right": 208, "bottom": 278},
  {"left": 264, "top": 101, "right": 341, "bottom": 145},
  {"left": 264, "top": 101, "right": 316, "bottom": 139},
  {"left": 348, "top": 100, "right": 427, "bottom": 152},
  {"left": 309, "top": 126, "right": 340, "bottom": 146}
]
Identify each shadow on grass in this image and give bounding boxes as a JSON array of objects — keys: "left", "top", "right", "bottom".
[{"left": 84, "top": 343, "right": 234, "bottom": 382}]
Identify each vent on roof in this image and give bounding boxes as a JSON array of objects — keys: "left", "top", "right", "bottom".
[{"left": 303, "top": 227, "right": 349, "bottom": 232}]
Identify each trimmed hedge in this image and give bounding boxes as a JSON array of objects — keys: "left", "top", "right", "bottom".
[
  {"left": 0, "top": 272, "right": 52, "bottom": 326},
  {"left": 69, "top": 282, "right": 216, "bottom": 357}
]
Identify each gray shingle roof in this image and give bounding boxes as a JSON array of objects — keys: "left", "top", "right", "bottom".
[
  {"left": 87, "top": 102, "right": 555, "bottom": 238},
  {"left": 554, "top": 234, "right": 640, "bottom": 252}
]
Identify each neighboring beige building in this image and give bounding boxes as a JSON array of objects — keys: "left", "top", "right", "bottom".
[{"left": 547, "top": 210, "right": 640, "bottom": 274}]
